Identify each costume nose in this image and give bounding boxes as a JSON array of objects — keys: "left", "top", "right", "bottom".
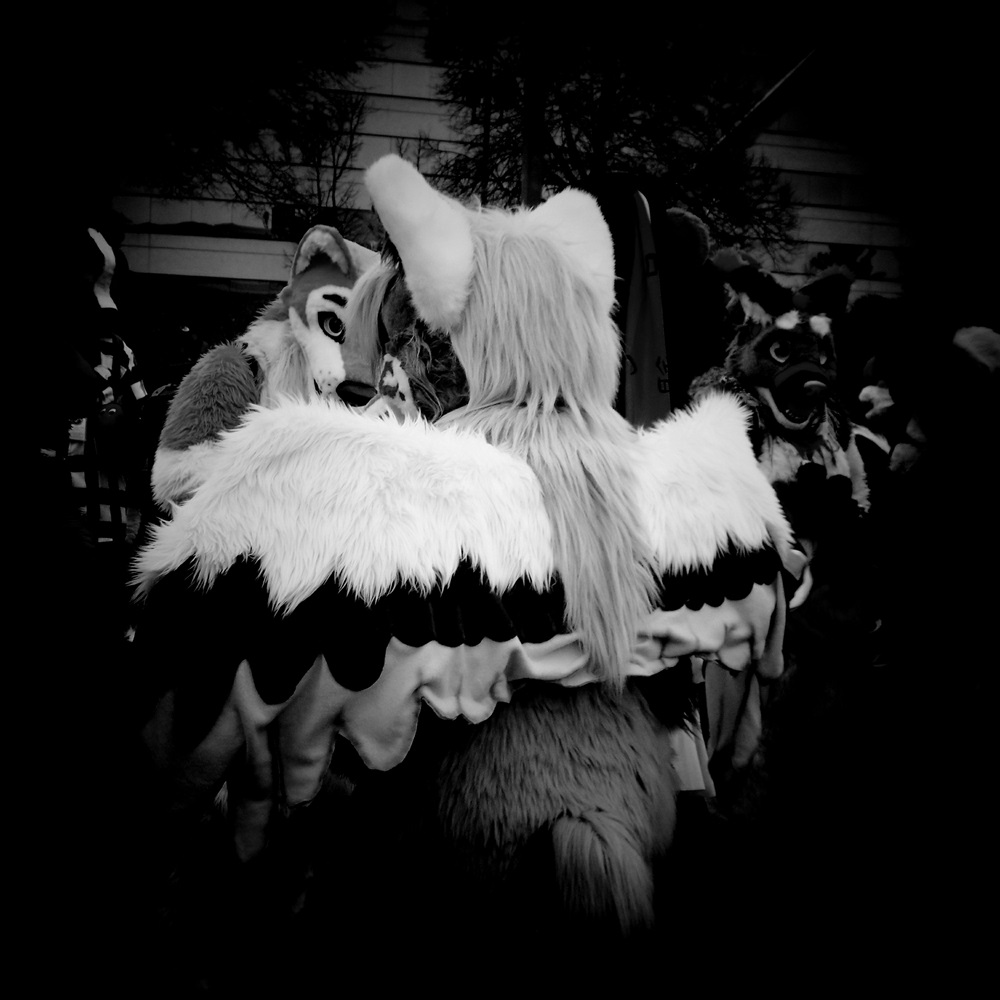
[{"left": 802, "top": 379, "right": 828, "bottom": 399}]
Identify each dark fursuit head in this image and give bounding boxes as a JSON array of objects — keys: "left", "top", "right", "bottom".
[{"left": 691, "top": 250, "right": 856, "bottom": 451}]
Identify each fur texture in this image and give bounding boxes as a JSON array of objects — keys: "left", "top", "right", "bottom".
[
  {"left": 433, "top": 682, "right": 676, "bottom": 933},
  {"left": 158, "top": 343, "right": 260, "bottom": 452},
  {"left": 365, "top": 155, "right": 474, "bottom": 331}
]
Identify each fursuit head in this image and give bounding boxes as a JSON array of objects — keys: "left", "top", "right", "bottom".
[
  {"left": 689, "top": 247, "right": 889, "bottom": 521},
  {"left": 151, "top": 224, "right": 380, "bottom": 509},
  {"left": 133, "top": 155, "right": 792, "bottom": 948}
]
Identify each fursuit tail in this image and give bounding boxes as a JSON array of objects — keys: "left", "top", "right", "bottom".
[{"left": 549, "top": 809, "right": 655, "bottom": 936}]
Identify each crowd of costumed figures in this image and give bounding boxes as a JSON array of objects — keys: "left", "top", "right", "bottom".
[{"left": 47, "top": 154, "right": 998, "bottom": 991}]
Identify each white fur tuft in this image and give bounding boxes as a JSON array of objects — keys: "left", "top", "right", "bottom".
[
  {"left": 529, "top": 188, "right": 616, "bottom": 317},
  {"left": 151, "top": 441, "right": 225, "bottom": 511},
  {"left": 808, "top": 314, "right": 832, "bottom": 336}
]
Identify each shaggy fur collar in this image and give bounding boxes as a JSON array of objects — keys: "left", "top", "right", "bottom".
[{"left": 137, "top": 393, "right": 790, "bottom": 612}]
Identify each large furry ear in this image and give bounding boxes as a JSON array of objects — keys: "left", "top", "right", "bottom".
[
  {"left": 365, "top": 155, "right": 474, "bottom": 331},
  {"left": 530, "top": 189, "right": 616, "bottom": 316},
  {"left": 290, "top": 225, "right": 354, "bottom": 282},
  {"left": 711, "top": 247, "right": 794, "bottom": 325},
  {"left": 287, "top": 225, "right": 380, "bottom": 288}
]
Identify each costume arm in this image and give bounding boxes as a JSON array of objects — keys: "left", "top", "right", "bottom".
[{"left": 150, "top": 343, "right": 260, "bottom": 509}]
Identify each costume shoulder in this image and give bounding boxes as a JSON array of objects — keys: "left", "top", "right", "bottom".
[
  {"left": 635, "top": 391, "right": 794, "bottom": 570},
  {"left": 157, "top": 342, "right": 259, "bottom": 452},
  {"left": 151, "top": 341, "right": 261, "bottom": 509}
]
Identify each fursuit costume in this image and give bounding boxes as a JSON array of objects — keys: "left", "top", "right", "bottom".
[
  {"left": 134, "top": 156, "right": 796, "bottom": 940},
  {"left": 689, "top": 248, "right": 889, "bottom": 534},
  {"left": 151, "top": 225, "right": 380, "bottom": 510},
  {"left": 688, "top": 249, "right": 892, "bottom": 807}
]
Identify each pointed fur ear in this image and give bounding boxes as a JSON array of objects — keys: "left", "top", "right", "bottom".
[
  {"left": 365, "top": 155, "right": 474, "bottom": 331},
  {"left": 530, "top": 189, "right": 616, "bottom": 316},
  {"left": 291, "top": 225, "right": 353, "bottom": 279},
  {"left": 711, "top": 248, "right": 794, "bottom": 324}
]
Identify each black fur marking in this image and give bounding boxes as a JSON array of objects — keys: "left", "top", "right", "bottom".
[
  {"left": 656, "top": 544, "right": 780, "bottom": 611},
  {"left": 314, "top": 560, "right": 563, "bottom": 649}
]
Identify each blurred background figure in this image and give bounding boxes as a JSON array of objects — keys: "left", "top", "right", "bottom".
[
  {"left": 32, "top": 221, "right": 162, "bottom": 988},
  {"left": 44, "top": 223, "right": 149, "bottom": 637}
]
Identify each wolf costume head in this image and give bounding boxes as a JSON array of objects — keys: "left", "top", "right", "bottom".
[
  {"left": 150, "top": 225, "right": 379, "bottom": 509},
  {"left": 690, "top": 248, "right": 889, "bottom": 529}
]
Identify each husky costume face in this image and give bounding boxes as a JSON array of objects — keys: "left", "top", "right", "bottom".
[
  {"left": 244, "top": 224, "right": 380, "bottom": 406},
  {"left": 151, "top": 225, "right": 379, "bottom": 508}
]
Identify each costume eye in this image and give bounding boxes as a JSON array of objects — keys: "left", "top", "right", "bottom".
[
  {"left": 319, "top": 312, "right": 345, "bottom": 343},
  {"left": 769, "top": 340, "right": 790, "bottom": 363}
]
